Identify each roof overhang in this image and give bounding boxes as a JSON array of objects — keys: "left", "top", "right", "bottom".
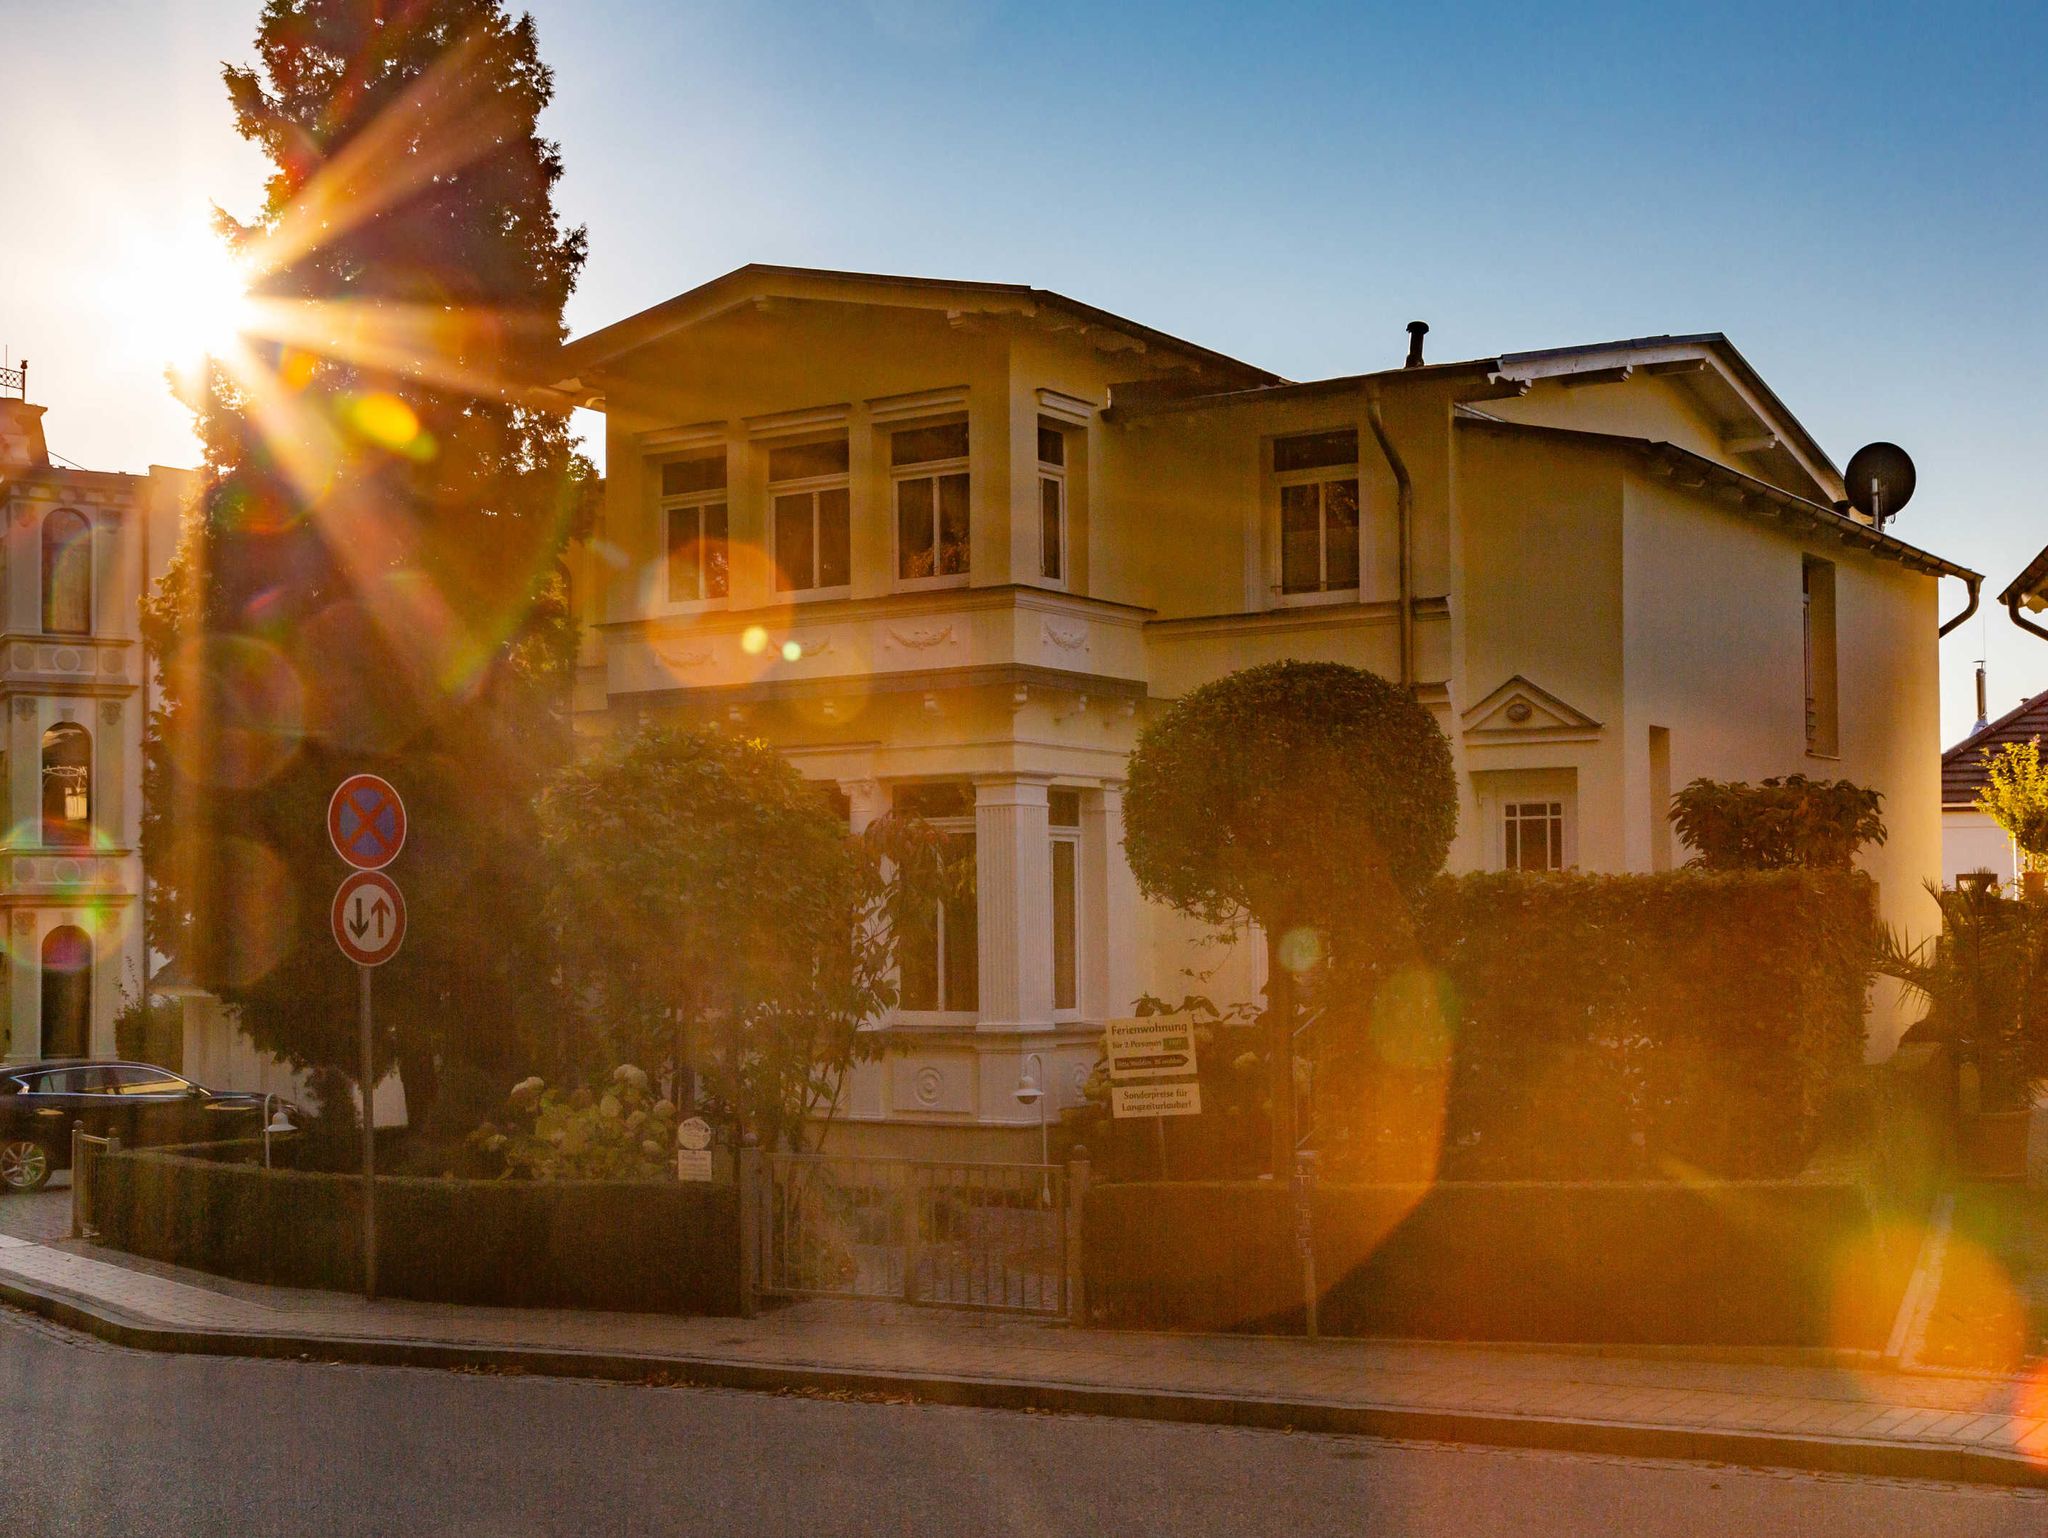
[
  {"left": 550, "top": 264, "right": 1281, "bottom": 407},
  {"left": 1490, "top": 334, "right": 1843, "bottom": 507},
  {"left": 1455, "top": 410, "right": 1978, "bottom": 584}
]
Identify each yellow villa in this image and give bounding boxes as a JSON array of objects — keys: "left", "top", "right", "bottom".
[{"left": 553, "top": 265, "right": 1978, "bottom": 1157}]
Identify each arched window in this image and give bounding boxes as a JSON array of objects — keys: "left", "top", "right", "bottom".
[
  {"left": 42, "top": 509, "right": 91, "bottom": 635},
  {"left": 41, "top": 724, "right": 91, "bottom": 847},
  {"left": 41, "top": 926, "right": 91, "bottom": 1059}
]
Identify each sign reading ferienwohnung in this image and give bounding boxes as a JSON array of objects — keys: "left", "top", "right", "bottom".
[
  {"left": 1104, "top": 1016, "right": 1198, "bottom": 1080},
  {"left": 1104, "top": 1015, "right": 1202, "bottom": 1119}
]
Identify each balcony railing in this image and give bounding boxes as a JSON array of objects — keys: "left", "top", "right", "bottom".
[{"left": 0, "top": 359, "right": 23, "bottom": 400}]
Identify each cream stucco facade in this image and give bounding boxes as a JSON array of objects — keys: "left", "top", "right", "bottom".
[
  {"left": 555, "top": 267, "right": 1975, "bottom": 1156},
  {"left": 0, "top": 391, "right": 189, "bottom": 1062}
]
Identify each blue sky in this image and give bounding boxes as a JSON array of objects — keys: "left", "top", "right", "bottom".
[{"left": 7, "top": 0, "right": 2045, "bottom": 741}]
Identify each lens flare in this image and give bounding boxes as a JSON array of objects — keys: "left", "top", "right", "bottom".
[
  {"left": 780, "top": 640, "right": 802, "bottom": 662},
  {"left": 1277, "top": 926, "right": 1323, "bottom": 975},
  {"left": 163, "top": 636, "right": 307, "bottom": 789},
  {"left": 741, "top": 626, "right": 769, "bottom": 656}
]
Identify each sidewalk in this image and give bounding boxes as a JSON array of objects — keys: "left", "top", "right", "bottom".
[{"left": 0, "top": 1204, "right": 2045, "bottom": 1489}]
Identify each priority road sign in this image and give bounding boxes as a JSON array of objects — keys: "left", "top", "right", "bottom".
[
  {"left": 328, "top": 774, "right": 407, "bottom": 871},
  {"left": 331, "top": 870, "right": 406, "bottom": 967}
]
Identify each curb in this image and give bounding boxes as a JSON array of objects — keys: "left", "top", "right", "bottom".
[{"left": 2, "top": 1269, "right": 2043, "bottom": 1491}]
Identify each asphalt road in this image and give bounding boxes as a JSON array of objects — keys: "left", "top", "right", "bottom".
[{"left": 0, "top": 1305, "right": 2043, "bottom": 1538}]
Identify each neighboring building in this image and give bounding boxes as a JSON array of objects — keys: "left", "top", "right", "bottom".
[
  {"left": 552, "top": 266, "right": 1978, "bottom": 1156},
  {"left": 0, "top": 374, "right": 190, "bottom": 1061},
  {"left": 1941, "top": 686, "right": 2048, "bottom": 886}
]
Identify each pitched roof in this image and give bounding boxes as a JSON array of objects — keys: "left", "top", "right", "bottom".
[
  {"left": 553, "top": 264, "right": 1281, "bottom": 394},
  {"left": 1453, "top": 412, "right": 1977, "bottom": 583},
  {"left": 1943, "top": 687, "right": 2048, "bottom": 806}
]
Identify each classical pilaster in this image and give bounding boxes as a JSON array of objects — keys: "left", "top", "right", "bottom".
[
  {"left": 974, "top": 775, "right": 1053, "bottom": 1031},
  {"left": 842, "top": 777, "right": 889, "bottom": 836},
  {"left": 1083, "top": 781, "right": 1141, "bottom": 1019}
]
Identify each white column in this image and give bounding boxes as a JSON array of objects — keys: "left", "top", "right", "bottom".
[
  {"left": 1083, "top": 781, "right": 1141, "bottom": 1019},
  {"left": 841, "top": 777, "right": 889, "bottom": 836},
  {"left": 974, "top": 776, "right": 1053, "bottom": 1032}
]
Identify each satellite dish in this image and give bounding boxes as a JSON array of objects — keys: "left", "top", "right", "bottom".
[{"left": 1843, "top": 442, "right": 1916, "bottom": 528}]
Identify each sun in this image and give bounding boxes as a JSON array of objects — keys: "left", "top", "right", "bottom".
[{"left": 102, "top": 219, "right": 259, "bottom": 373}]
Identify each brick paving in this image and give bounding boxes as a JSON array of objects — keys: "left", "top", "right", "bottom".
[{"left": 0, "top": 1189, "right": 2045, "bottom": 1481}]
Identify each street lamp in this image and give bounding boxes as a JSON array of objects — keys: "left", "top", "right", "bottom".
[
  {"left": 262, "top": 1094, "right": 295, "bottom": 1169},
  {"left": 1014, "top": 1053, "right": 1051, "bottom": 1204}
]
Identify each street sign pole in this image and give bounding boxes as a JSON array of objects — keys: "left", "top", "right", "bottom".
[
  {"left": 327, "top": 772, "right": 406, "bottom": 1305},
  {"left": 360, "top": 962, "right": 376, "bottom": 1302}
]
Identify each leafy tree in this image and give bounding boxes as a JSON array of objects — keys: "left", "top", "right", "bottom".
[
  {"left": 538, "top": 724, "right": 893, "bottom": 1152},
  {"left": 1122, "top": 661, "right": 1458, "bottom": 1175},
  {"left": 1975, "top": 738, "right": 2048, "bottom": 871},
  {"left": 1669, "top": 775, "right": 1885, "bottom": 871},
  {"left": 144, "top": 0, "right": 590, "bottom": 1132}
]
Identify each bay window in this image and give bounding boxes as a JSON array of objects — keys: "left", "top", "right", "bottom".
[
  {"left": 769, "top": 437, "right": 852, "bottom": 594},
  {"left": 893, "top": 421, "right": 970, "bottom": 581}
]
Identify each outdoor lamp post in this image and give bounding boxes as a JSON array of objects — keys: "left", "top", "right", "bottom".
[
  {"left": 1014, "top": 1053, "right": 1051, "bottom": 1204},
  {"left": 262, "top": 1094, "right": 295, "bottom": 1169}
]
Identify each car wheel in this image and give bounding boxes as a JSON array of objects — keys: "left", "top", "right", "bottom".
[{"left": 0, "top": 1138, "right": 52, "bottom": 1194}]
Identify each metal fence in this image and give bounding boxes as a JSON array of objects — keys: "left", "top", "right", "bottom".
[{"left": 759, "top": 1154, "right": 1071, "bottom": 1316}]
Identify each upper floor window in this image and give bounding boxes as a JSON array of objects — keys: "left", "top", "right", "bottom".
[
  {"left": 769, "top": 438, "right": 851, "bottom": 594},
  {"left": 1273, "top": 430, "right": 1359, "bottom": 596},
  {"left": 42, "top": 509, "right": 91, "bottom": 634},
  {"left": 1802, "top": 556, "right": 1839, "bottom": 756},
  {"left": 893, "top": 421, "right": 970, "bottom": 582},
  {"left": 661, "top": 455, "right": 728, "bottom": 604},
  {"left": 1037, "top": 424, "right": 1067, "bottom": 586},
  {"left": 41, "top": 722, "right": 91, "bottom": 847}
]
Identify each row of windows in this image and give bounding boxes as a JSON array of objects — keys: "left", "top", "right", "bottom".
[
  {"left": 658, "top": 424, "right": 1372, "bottom": 607},
  {"left": 662, "top": 420, "right": 1071, "bottom": 605}
]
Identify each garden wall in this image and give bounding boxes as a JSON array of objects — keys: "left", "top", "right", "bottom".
[
  {"left": 94, "top": 1147, "right": 741, "bottom": 1315},
  {"left": 1083, "top": 1178, "right": 1904, "bottom": 1348}
]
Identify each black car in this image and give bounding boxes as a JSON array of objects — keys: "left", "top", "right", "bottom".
[{"left": 0, "top": 1060, "right": 296, "bottom": 1193}]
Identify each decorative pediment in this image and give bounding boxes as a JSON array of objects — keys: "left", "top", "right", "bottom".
[{"left": 1461, "top": 675, "right": 1602, "bottom": 743}]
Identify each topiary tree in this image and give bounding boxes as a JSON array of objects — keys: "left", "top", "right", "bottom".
[
  {"left": 539, "top": 723, "right": 892, "bottom": 1151},
  {"left": 1669, "top": 775, "right": 1885, "bottom": 871},
  {"left": 1122, "top": 660, "right": 1457, "bottom": 1175}
]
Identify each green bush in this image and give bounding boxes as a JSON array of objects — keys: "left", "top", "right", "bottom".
[
  {"left": 1406, "top": 869, "right": 1875, "bottom": 1178},
  {"left": 468, "top": 1065, "right": 680, "bottom": 1180},
  {"left": 93, "top": 1147, "right": 740, "bottom": 1314},
  {"left": 1083, "top": 1178, "right": 1903, "bottom": 1347},
  {"left": 1668, "top": 774, "right": 1885, "bottom": 871}
]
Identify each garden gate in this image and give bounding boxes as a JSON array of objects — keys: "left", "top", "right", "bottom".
[{"left": 753, "top": 1153, "right": 1077, "bottom": 1317}]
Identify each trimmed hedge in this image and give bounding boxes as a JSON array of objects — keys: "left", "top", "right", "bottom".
[
  {"left": 94, "top": 1147, "right": 741, "bottom": 1314},
  {"left": 1407, "top": 870, "right": 1873, "bottom": 1178},
  {"left": 1084, "top": 1178, "right": 1906, "bottom": 1348}
]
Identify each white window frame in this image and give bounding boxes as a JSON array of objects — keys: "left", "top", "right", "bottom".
[
  {"left": 1037, "top": 424, "right": 1067, "bottom": 589},
  {"left": 891, "top": 420, "right": 971, "bottom": 590},
  {"left": 1476, "top": 769, "right": 1578, "bottom": 873},
  {"left": 892, "top": 793, "right": 979, "bottom": 1025},
  {"left": 657, "top": 455, "right": 729, "bottom": 609},
  {"left": 1271, "top": 432, "right": 1362, "bottom": 607},
  {"left": 1049, "top": 803, "right": 1081, "bottom": 1019},
  {"left": 767, "top": 438, "right": 852, "bottom": 600}
]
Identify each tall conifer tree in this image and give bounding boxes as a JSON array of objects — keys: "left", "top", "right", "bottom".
[{"left": 144, "top": 0, "right": 590, "bottom": 1131}]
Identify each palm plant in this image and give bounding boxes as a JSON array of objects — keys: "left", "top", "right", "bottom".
[{"left": 1876, "top": 882, "right": 2048, "bottom": 1113}]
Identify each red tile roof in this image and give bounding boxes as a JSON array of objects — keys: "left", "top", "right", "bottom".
[{"left": 1943, "top": 688, "right": 2048, "bottom": 806}]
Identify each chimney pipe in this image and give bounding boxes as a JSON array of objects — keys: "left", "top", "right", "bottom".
[
  {"left": 1976, "top": 662, "right": 1989, "bottom": 733},
  {"left": 1404, "top": 321, "right": 1428, "bottom": 369}
]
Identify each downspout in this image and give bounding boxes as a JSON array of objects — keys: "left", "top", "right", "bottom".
[
  {"left": 1937, "top": 574, "right": 1981, "bottom": 638},
  {"left": 1364, "top": 382, "right": 1414, "bottom": 688},
  {"left": 2005, "top": 589, "right": 2048, "bottom": 644}
]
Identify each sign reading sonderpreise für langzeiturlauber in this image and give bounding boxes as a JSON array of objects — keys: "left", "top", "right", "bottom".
[{"left": 1105, "top": 1015, "right": 1202, "bottom": 1119}]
